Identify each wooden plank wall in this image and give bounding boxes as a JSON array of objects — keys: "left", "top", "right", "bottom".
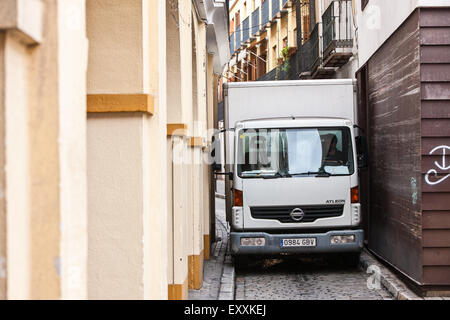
[
  {"left": 420, "top": 8, "right": 450, "bottom": 285},
  {"left": 366, "top": 11, "right": 423, "bottom": 282}
]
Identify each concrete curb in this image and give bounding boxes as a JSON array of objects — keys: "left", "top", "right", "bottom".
[
  {"left": 359, "top": 248, "right": 422, "bottom": 300},
  {"left": 218, "top": 239, "right": 236, "bottom": 300}
]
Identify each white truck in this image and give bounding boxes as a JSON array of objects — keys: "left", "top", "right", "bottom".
[{"left": 213, "top": 79, "right": 368, "bottom": 266}]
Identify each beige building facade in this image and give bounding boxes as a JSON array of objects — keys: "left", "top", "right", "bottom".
[
  {"left": 226, "top": 0, "right": 298, "bottom": 82},
  {"left": 0, "top": 0, "right": 229, "bottom": 300},
  {"left": 225, "top": 0, "right": 359, "bottom": 82}
]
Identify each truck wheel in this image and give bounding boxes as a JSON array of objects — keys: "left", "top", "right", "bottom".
[
  {"left": 234, "top": 255, "right": 250, "bottom": 271},
  {"left": 341, "top": 252, "right": 361, "bottom": 268}
]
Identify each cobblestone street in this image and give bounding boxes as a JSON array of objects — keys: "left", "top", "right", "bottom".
[
  {"left": 192, "top": 180, "right": 395, "bottom": 300},
  {"left": 189, "top": 180, "right": 231, "bottom": 300},
  {"left": 234, "top": 257, "right": 393, "bottom": 300}
]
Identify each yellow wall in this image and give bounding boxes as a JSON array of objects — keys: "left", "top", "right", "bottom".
[
  {"left": 5, "top": 30, "right": 32, "bottom": 300},
  {"left": 0, "top": 31, "right": 5, "bottom": 301},
  {"left": 87, "top": 0, "right": 168, "bottom": 300},
  {"left": 166, "top": 0, "right": 214, "bottom": 296},
  {"left": 87, "top": 0, "right": 145, "bottom": 94},
  {"left": 0, "top": 0, "right": 88, "bottom": 300},
  {"left": 57, "top": 0, "right": 88, "bottom": 300},
  {"left": 0, "top": 0, "right": 216, "bottom": 301},
  {"left": 87, "top": 113, "right": 146, "bottom": 300},
  {"left": 144, "top": 0, "right": 169, "bottom": 300}
]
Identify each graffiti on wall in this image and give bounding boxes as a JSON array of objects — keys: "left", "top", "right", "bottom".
[{"left": 425, "top": 145, "right": 450, "bottom": 186}]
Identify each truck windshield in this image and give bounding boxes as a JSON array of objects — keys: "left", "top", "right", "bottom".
[{"left": 237, "top": 127, "right": 355, "bottom": 178}]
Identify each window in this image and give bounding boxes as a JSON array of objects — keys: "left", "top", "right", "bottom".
[
  {"left": 237, "top": 127, "right": 355, "bottom": 178},
  {"left": 301, "top": 0, "right": 311, "bottom": 42},
  {"left": 272, "top": 45, "right": 277, "bottom": 65},
  {"left": 293, "top": 28, "right": 297, "bottom": 47},
  {"left": 361, "top": 0, "right": 369, "bottom": 10}
]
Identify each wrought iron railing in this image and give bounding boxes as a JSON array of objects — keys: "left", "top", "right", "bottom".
[
  {"left": 252, "top": 7, "right": 260, "bottom": 36},
  {"left": 272, "top": 0, "right": 280, "bottom": 18},
  {"left": 257, "top": 50, "right": 299, "bottom": 81},
  {"left": 243, "top": 17, "right": 250, "bottom": 42},
  {"left": 322, "top": 0, "right": 353, "bottom": 58},
  {"left": 262, "top": 0, "right": 270, "bottom": 26},
  {"left": 300, "top": 23, "right": 320, "bottom": 73}
]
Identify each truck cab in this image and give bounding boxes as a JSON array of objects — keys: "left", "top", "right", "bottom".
[{"left": 229, "top": 117, "right": 363, "bottom": 258}]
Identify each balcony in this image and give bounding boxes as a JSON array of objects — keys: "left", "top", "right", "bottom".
[
  {"left": 257, "top": 49, "right": 299, "bottom": 81},
  {"left": 300, "top": 24, "right": 321, "bottom": 75},
  {"left": 299, "top": 0, "right": 354, "bottom": 79},
  {"left": 322, "top": 0, "right": 353, "bottom": 68}
]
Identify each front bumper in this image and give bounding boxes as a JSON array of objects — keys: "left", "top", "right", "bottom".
[{"left": 231, "top": 229, "right": 364, "bottom": 255}]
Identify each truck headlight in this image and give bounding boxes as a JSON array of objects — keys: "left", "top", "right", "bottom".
[
  {"left": 330, "top": 235, "right": 356, "bottom": 244},
  {"left": 240, "top": 237, "right": 266, "bottom": 247}
]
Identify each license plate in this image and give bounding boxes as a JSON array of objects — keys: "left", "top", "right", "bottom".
[{"left": 280, "top": 238, "right": 317, "bottom": 247}]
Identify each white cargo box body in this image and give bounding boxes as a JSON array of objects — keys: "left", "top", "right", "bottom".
[{"left": 224, "top": 79, "right": 357, "bottom": 130}]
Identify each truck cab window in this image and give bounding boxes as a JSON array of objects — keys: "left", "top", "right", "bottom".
[{"left": 237, "top": 127, "right": 354, "bottom": 178}]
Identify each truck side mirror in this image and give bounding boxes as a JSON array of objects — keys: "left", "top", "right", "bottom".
[
  {"left": 212, "top": 162, "right": 222, "bottom": 172},
  {"left": 211, "top": 135, "right": 222, "bottom": 171},
  {"left": 356, "top": 136, "right": 369, "bottom": 170}
]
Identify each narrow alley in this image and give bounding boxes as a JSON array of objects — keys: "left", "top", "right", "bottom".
[{"left": 0, "top": 0, "right": 449, "bottom": 304}]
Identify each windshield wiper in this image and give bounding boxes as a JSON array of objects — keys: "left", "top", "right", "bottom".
[
  {"left": 291, "top": 170, "right": 331, "bottom": 178},
  {"left": 262, "top": 171, "right": 292, "bottom": 179}
]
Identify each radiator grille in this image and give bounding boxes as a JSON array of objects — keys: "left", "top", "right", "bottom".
[{"left": 250, "top": 205, "right": 344, "bottom": 223}]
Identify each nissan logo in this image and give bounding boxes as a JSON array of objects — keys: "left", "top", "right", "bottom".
[{"left": 290, "top": 208, "right": 305, "bottom": 222}]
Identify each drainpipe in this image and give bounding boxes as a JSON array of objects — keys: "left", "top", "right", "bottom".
[
  {"left": 318, "top": 0, "right": 323, "bottom": 62},
  {"left": 296, "top": 0, "right": 302, "bottom": 78}
]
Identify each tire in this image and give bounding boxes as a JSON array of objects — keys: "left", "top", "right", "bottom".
[
  {"left": 340, "top": 252, "right": 361, "bottom": 268},
  {"left": 234, "top": 255, "right": 250, "bottom": 271}
]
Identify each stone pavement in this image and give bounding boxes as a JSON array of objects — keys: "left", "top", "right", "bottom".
[
  {"left": 189, "top": 180, "right": 234, "bottom": 300},
  {"left": 235, "top": 256, "right": 393, "bottom": 300}
]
